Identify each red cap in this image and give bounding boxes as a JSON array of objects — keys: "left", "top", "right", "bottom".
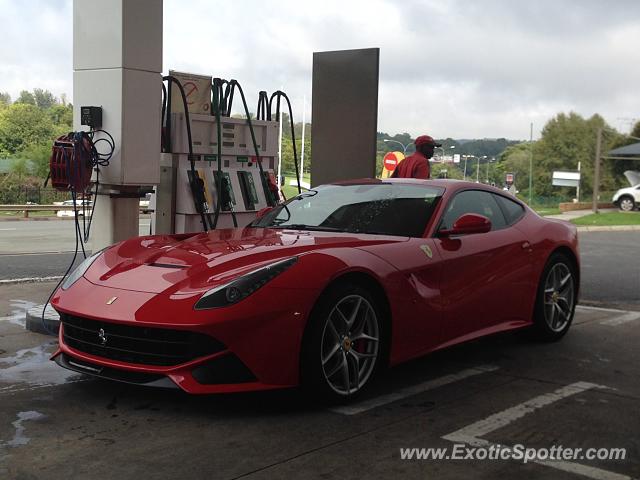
[{"left": 415, "top": 135, "right": 442, "bottom": 147}]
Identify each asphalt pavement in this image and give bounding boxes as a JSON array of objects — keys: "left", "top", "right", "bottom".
[
  {"left": 1, "top": 222, "right": 639, "bottom": 479},
  {"left": 0, "top": 282, "right": 638, "bottom": 479}
]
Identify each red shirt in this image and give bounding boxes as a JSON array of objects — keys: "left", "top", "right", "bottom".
[{"left": 391, "top": 151, "right": 430, "bottom": 179}]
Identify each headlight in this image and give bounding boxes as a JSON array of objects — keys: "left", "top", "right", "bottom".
[
  {"left": 194, "top": 257, "right": 297, "bottom": 310},
  {"left": 61, "top": 249, "right": 104, "bottom": 290}
]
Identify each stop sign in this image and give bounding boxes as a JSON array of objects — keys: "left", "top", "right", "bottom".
[{"left": 383, "top": 151, "right": 404, "bottom": 172}]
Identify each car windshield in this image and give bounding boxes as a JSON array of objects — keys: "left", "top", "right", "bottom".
[{"left": 250, "top": 183, "right": 443, "bottom": 237}]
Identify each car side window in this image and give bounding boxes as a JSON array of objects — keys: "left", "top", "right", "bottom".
[
  {"left": 494, "top": 194, "right": 525, "bottom": 225},
  {"left": 440, "top": 190, "right": 507, "bottom": 231}
]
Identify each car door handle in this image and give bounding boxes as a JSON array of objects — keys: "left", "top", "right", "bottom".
[{"left": 521, "top": 241, "right": 532, "bottom": 250}]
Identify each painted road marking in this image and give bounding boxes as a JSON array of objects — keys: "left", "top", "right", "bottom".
[
  {"left": 0, "top": 228, "right": 17, "bottom": 231},
  {"left": 576, "top": 305, "right": 631, "bottom": 314},
  {"left": 330, "top": 365, "right": 499, "bottom": 415},
  {"left": 600, "top": 311, "right": 640, "bottom": 326},
  {"left": 576, "top": 305, "right": 640, "bottom": 327},
  {"left": 442, "top": 382, "right": 631, "bottom": 480}
]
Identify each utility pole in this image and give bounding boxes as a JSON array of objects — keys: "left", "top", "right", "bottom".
[
  {"left": 528, "top": 122, "right": 533, "bottom": 205},
  {"left": 577, "top": 161, "right": 581, "bottom": 202},
  {"left": 300, "top": 95, "right": 306, "bottom": 178},
  {"left": 592, "top": 127, "right": 602, "bottom": 213}
]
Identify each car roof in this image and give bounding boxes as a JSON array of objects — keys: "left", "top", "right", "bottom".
[{"left": 326, "top": 177, "right": 503, "bottom": 193}]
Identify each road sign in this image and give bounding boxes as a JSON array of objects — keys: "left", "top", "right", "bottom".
[
  {"left": 506, "top": 172, "right": 515, "bottom": 186},
  {"left": 383, "top": 151, "right": 404, "bottom": 171},
  {"left": 552, "top": 171, "right": 580, "bottom": 187}
]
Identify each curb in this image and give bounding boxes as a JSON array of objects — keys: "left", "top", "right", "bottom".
[
  {"left": 0, "top": 217, "right": 66, "bottom": 222},
  {"left": 25, "top": 303, "right": 60, "bottom": 336},
  {"left": 0, "top": 214, "right": 152, "bottom": 222},
  {"left": 577, "top": 225, "right": 640, "bottom": 232},
  {"left": 0, "top": 276, "right": 63, "bottom": 285}
]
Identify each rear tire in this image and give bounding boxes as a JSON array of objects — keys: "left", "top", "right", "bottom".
[
  {"left": 301, "top": 282, "right": 385, "bottom": 403},
  {"left": 531, "top": 253, "right": 577, "bottom": 341}
]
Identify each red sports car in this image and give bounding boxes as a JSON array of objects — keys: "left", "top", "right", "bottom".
[{"left": 51, "top": 179, "right": 579, "bottom": 401}]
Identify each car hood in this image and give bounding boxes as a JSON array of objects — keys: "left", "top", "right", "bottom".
[
  {"left": 83, "top": 227, "right": 404, "bottom": 294},
  {"left": 624, "top": 170, "right": 640, "bottom": 187}
]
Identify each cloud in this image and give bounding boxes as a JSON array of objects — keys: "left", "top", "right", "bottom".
[{"left": 1, "top": 0, "right": 638, "bottom": 139}]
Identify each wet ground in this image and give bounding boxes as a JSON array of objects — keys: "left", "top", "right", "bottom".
[{"left": 0, "top": 282, "right": 639, "bottom": 479}]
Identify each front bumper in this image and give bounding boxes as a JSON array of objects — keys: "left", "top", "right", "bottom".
[{"left": 51, "top": 277, "right": 316, "bottom": 394}]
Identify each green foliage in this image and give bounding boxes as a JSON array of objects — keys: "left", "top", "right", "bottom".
[
  {"left": 0, "top": 103, "right": 56, "bottom": 155},
  {"left": 15, "top": 143, "right": 52, "bottom": 178},
  {"left": 48, "top": 104, "right": 73, "bottom": 133},
  {"left": 0, "top": 89, "right": 71, "bottom": 184},
  {"left": 278, "top": 113, "right": 311, "bottom": 176},
  {"left": 10, "top": 157, "right": 29, "bottom": 180},
  {"left": 33, "top": 88, "right": 57, "bottom": 110},
  {"left": 16, "top": 90, "right": 36, "bottom": 105},
  {"left": 500, "top": 112, "right": 629, "bottom": 202}
]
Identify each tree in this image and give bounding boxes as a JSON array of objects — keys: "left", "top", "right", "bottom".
[
  {"left": 10, "top": 157, "right": 30, "bottom": 181},
  {"left": 15, "top": 90, "right": 36, "bottom": 105},
  {"left": 0, "top": 103, "right": 56, "bottom": 155},
  {"left": 16, "top": 143, "right": 52, "bottom": 178},
  {"left": 47, "top": 104, "right": 73, "bottom": 131},
  {"left": 33, "top": 88, "right": 57, "bottom": 110},
  {"left": 0, "top": 92, "right": 10, "bottom": 106},
  {"left": 500, "top": 143, "right": 533, "bottom": 193}
]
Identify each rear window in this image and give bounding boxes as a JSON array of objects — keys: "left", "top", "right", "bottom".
[{"left": 494, "top": 194, "right": 525, "bottom": 225}]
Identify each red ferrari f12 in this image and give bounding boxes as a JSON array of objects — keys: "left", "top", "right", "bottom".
[{"left": 52, "top": 179, "right": 579, "bottom": 401}]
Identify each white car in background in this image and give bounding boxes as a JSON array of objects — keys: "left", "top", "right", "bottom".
[
  {"left": 612, "top": 171, "right": 640, "bottom": 212},
  {"left": 55, "top": 199, "right": 93, "bottom": 217}
]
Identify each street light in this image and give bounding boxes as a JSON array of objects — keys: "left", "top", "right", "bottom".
[
  {"left": 435, "top": 145, "right": 456, "bottom": 163},
  {"left": 383, "top": 139, "right": 414, "bottom": 155}
]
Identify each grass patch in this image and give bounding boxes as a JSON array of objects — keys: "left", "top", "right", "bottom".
[
  {"left": 280, "top": 172, "right": 311, "bottom": 200},
  {"left": 0, "top": 210, "right": 57, "bottom": 217},
  {"left": 571, "top": 211, "right": 640, "bottom": 226},
  {"left": 534, "top": 207, "right": 561, "bottom": 216}
]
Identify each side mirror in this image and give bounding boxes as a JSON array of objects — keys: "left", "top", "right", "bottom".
[{"left": 440, "top": 213, "right": 491, "bottom": 236}]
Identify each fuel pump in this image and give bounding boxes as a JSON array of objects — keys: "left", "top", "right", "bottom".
[{"left": 153, "top": 71, "right": 282, "bottom": 234}]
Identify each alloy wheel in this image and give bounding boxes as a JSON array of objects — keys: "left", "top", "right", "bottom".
[
  {"left": 543, "top": 263, "right": 575, "bottom": 332},
  {"left": 320, "top": 295, "right": 380, "bottom": 396},
  {"left": 620, "top": 198, "right": 634, "bottom": 212}
]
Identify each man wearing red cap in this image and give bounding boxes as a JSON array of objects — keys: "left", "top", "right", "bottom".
[{"left": 391, "top": 135, "right": 442, "bottom": 179}]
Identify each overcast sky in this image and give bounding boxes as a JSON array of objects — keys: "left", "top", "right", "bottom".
[{"left": 1, "top": 0, "right": 638, "bottom": 140}]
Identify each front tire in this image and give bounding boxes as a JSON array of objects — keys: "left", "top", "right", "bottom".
[
  {"left": 618, "top": 196, "right": 635, "bottom": 212},
  {"left": 301, "top": 283, "right": 384, "bottom": 403},
  {"left": 532, "top": 253, "right": 577, "bottom": 341}
]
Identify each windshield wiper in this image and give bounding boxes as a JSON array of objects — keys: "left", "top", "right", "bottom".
[{"left": 269, "top": 223, "right": 345, "bottom": 232}]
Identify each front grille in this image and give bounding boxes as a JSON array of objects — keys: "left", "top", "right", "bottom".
[{"left": 61, "top": 314, "right": 225, "bottom": 366}]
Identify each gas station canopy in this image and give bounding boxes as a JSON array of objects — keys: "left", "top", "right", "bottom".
[{"left": 608, "top": 142, "right": 640, "bottom": 157}]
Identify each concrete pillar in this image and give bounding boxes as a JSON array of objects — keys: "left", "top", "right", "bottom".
[
  {"left": 311, "top": 48, "right": 379, "bottom": 186},
  {"left": 73, "top": 0, "right": 162, "bottom": 249}
]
